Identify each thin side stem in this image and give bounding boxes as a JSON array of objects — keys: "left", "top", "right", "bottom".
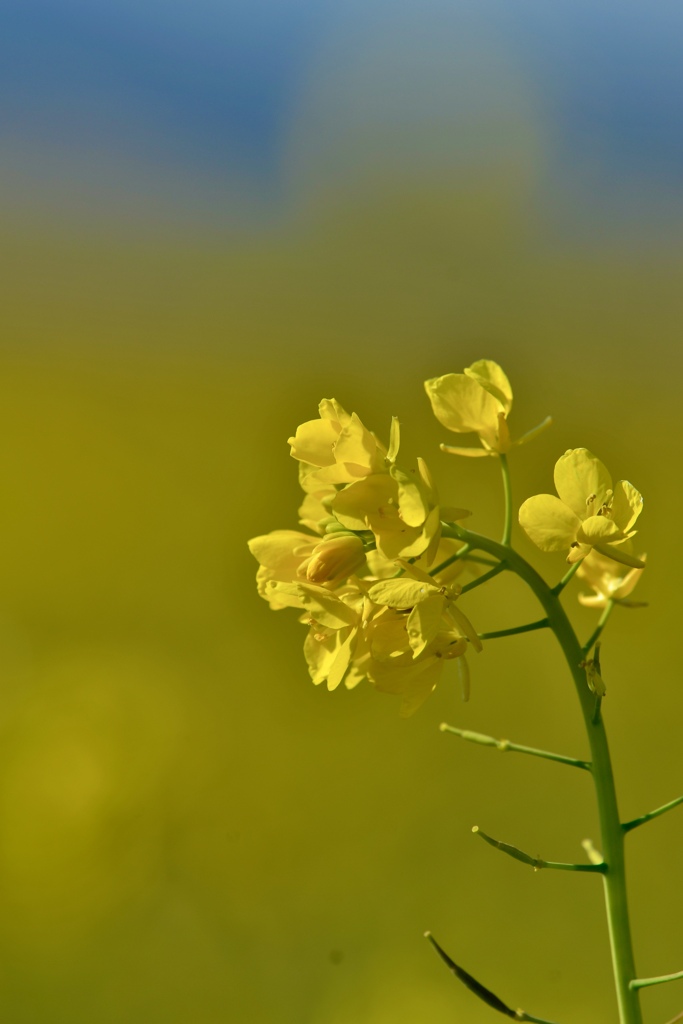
[
  {"left": 478, "top": 617, "right": 549, "bottom": 640},
  {"left": 439, "top": 722, "right": 591, "bottom": 771},
  {"left": 473, "top": 826, "right": 604, "bottom": 873},
  {"left": 443, "top": 523, "right": 643, "bottom": 1024},
  {"left": 460, "top": 561, "right": 507, "bottom": 595},
  {"left": 552, "top": 559, "right": 583, "bottom": 595},
  {"left": 622, "top": 794, "right": 683, "bottom": 833},
  {"left": 630, "top": 971, "right": 683, "bottom": 991},
  {"left": 583, "top": 600, "right": 615, "bottom": 654},
  {"left": 431, "top": 543, "right": 471, "bottom": 577}
]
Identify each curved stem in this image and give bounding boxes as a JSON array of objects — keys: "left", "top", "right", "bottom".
[
  {"left": 478, "top": 617, "right": 549, "bottom": 640},
  {"left": 460, "top": 561, "right": 507, "bottom": 595},
  {"left": 499, "top": 453, "right": 513, "bottom": 546},
  {"left": 431, "top": 543, "right": 471, "bottom": 577},
  {"left": 443, "top": 522, "right": 643, "bottom": 1024}
]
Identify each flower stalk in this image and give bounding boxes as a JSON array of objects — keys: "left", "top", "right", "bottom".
[
  {"left": 248, "top": 359, "right": 657, "bottom": 1023},
  {"left": 443, "top": 521, "right": 643, "bottom": 1024}
]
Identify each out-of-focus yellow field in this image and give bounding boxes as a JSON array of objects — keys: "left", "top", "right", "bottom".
[{"left": 0, "top": 180, "right": 681, "bottom": 1022}]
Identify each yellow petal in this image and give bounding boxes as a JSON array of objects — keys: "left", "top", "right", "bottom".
[
  {"left": 333, "top": 474, "right": 395, "bottom": 531},
  {"left": 448, "top": 605, "right": 482, "bottom": 652},
  {"left": 394, "top": 559, "right": 435, "bottom": 585},
  {"left": 496, "top": 412, "right": 512, "bottom": 454},
  {"left": 369, "top": 616, "right": 411, "bottom": 659},
  {"left": 327, "top": 629, "right": 355, "bottom": 691},
  {"left": 578, "top": 593, "right": 608, "bottom": 608},
  {"left": 440, "top": 444, "right": 493, "bottom": 457},
  {"left": 386, "top": 416, "right": 401, "bottom": 462},
  {"left": 368, "top": 655, "right": 442, "bottom": 716},
  {"left": 299, "top": 585, "right": 359, "bottom": 629},
  {"left": 612, "top": 557, "right": 646, "bottom": 600},
  {"left": 319, "top": 398, "right": 350, "bottom": 424},
  {"left": 304, "top": 628, "right": 338, "bottom": 685},
  {"left": 417, "top": 457, "right": 436, "bottom": 501},
  {"left": 376, "top": 522, "right": 425, "bottom": 561},
  {"left": 610, "top": 480, "right": 643, "bottom": 534},
  {"left": 334, "top": 412, "right": 383, "bottom": 475},
  {"left": 577, "top": 515, "right": 622, "bottom": 544},
  {"left": 344, "top": 666, "right": 365, "bottom": 690},
  {"left": 391, "top": 465, "right": 430, "bottom": 527},
  {"left": 247, "top": 530, "right": 316, "bottom": 570},
  {"left": 463, "top": 359, "right": 513, "bottom": 413},
  {"left": 424, "top": 373, "right": 502, "bottom": 440},
  {"left": 518, "top": 494, "right": 581, "bottom": 552},
  {"left": 368, "top": 578, "right": 437, "bottom": 608},
  {"left": 406, "top": 595, "right": 445, "bottom": 657},
  {"left": 399, "top": 660, "right": 443, "bottom": 717},
  {"left": 553, "top": 449, "right": 612, "bottom": 519},
  {"left": 288, "top": 418, "right": 340, "bottom": 467},
  {"left": 567, "top": 542, "right": 591, "bottom": 564}
]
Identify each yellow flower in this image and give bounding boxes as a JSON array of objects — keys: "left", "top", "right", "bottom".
[
  {"left": 518, "top": 448, "right": 644, "bottom": 566},
  {"left": 288, "top": 399, "right": 397, "bottom": 484},
  {"left": 577, "top": 549, "right": 646, "bottom": 608},
  {"left": 424, "top": 359, "right": 550, "bottom": 457},
  {"left": 367, "top": 561, "right": 481, "bottom": 659},
  {"left": 359, "top": 560, "right": 480, "bottom": 716},
  {"left": 247, "top": 530, "right": 321, "bottom": 608},
  {"left": 332, "top": 456, "right": 469, "bottom": 561}
]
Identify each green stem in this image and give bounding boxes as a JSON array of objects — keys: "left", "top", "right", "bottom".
[
  {"left": 443, "top": 523, "right": 643, "bottom": 1024},
  {"left": 473, "top": 826, "right": 605, "bottom": 873},
  {"left": 478, "top": 617, "right": 549, "bottom": 640},
  {"left": 439, "top": 722, "right": 591, "bottom": 771},
  {"left": 460, "top": 561, "right": 507, "bottom": 595},
  {"left": 630, "top": 970, "right": 683, "bottom": 990},
  {"left": 499, "top": 453, "right": 513, "bottom": 546},
  {"left": 622, "top": 794, "right": 683, "bottom": 833},
  {"left": 583, "top": 600, "right": 615, "bottom": 654},
  {"left": 431, "top": 543, "right": 471, "bottom": 577},
  {"left": 552, "top": 559, "right": 583, "bottom": 595}
]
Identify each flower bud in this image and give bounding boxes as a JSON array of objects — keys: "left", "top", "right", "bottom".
[{"left": 304, "top": 534, "right": 366, "bottom": 586}]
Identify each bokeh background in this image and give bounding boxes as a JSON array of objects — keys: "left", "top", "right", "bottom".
[{"left": 1, "top": 1, "right": 682, "bottom": 1021}]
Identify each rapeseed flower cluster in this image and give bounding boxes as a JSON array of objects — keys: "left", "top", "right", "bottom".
[
  {"left": 249, "top": 397, "right": 477, "bottom": 715},
  {"left": 248, "top": 360, "right": 646, "bottom": 715}
]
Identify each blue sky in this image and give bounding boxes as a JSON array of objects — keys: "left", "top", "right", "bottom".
[{"left": 3, "top": 0, "right": 682, "bottom": 231}]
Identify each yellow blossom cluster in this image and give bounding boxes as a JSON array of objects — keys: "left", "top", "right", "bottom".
[
  {"left": 248, "top": 360, "right": 646, "bottom": 715},
  {"left": 249, "top": 397, "right": 478, "bottom": 715}
]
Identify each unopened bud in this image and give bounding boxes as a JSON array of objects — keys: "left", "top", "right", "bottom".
[{"left": 304, "top": 534, "right": 366, "bottom": 586}]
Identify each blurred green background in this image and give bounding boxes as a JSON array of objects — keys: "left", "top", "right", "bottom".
[{"left": 1, "top": 2, "right": 682, "bottom": 1021}]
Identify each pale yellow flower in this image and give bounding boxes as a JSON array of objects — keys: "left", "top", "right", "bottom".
[
  {"left": 366, "top": 636, "right": 470, "bottom": 717},
  {"left": 518, "top": 448, "right": 644, "bottom": 566},
  {"left": 367, "top": 561, "right": 481, "bottom": 659},
  {"left": 424, "top": 359, "right": 550, "bottom": 457},
  {"left": 247, "top": 530, "right": 321, "bottom": 607},
  {"left": 248, "top": 528, "right": 368, "bottom": 604},
  {"left": 577, "top": 549, "right": 646, "bottom": 608},
  {"left": 288, "top": 399, "right": 397, "bottom": 484},
  {"left": 332, "top": 456, "right": 468, "bottom": 561},
  {"left": 264, "top": 579, "right": 367, "bottom": 691}
]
